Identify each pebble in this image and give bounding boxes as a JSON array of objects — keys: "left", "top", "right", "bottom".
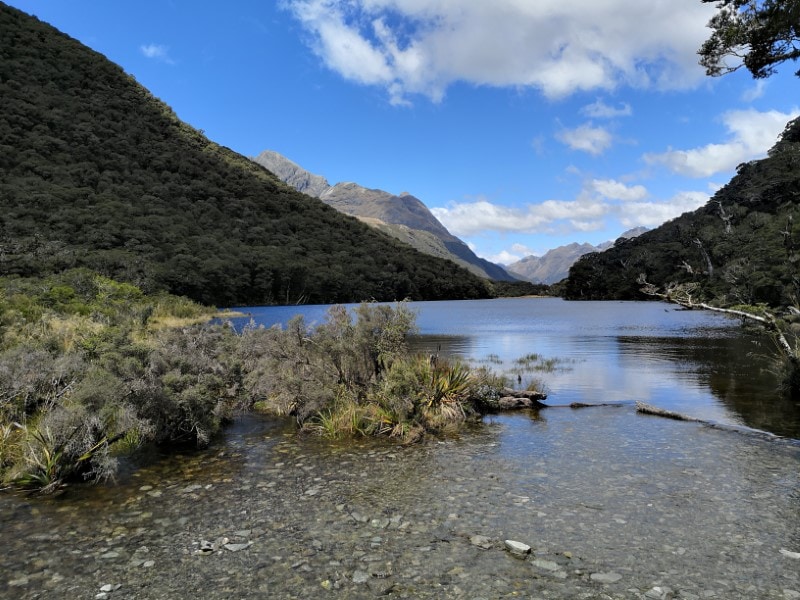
[
  {"left": 504, "top": 540, "right": 531, "bottom": 556},
  {"left": 590, "top": 572, "right": 623, "bottom": 584},
  {"left": 352, "top": 570, "right": 370, "bottom": 584},
  {"left": 3, "top": 410, "right": 798, "bottom": 599},
  {"left": 645, "top": 586, "right": 674, "bottom": 599},
  {"left": 532, "top": 558, "right": 560, "bottom": 571},
  {"left": 470, "top": 535, "right": 492, "bottom": 549}
]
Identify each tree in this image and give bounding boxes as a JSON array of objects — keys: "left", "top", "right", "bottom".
[{"left": 699, "top": 0, "right": 800, "bottom": 78}]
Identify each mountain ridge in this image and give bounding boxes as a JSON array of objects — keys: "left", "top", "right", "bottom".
[{"left": 253, "top": 150, "right": 516, "bottom": 281}]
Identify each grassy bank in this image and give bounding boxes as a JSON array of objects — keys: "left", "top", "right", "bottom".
[{"left": 0, "top": 271, "right": 515, "bottom": 493}]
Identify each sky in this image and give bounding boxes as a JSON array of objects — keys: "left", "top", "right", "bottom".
[{"left": 8, "top": 0, "right": 800, "bottom": 265}]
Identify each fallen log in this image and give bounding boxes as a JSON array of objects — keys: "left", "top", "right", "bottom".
[
  {"left": 635, "top": 401, "right": 788, "bottom": 442},
  {"left": 635, "top": 401, "right": 699, "bottom": 421}
]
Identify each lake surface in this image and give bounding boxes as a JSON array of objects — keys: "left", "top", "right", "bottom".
[
  {"left": 230, "top": 298, "right": 800, "bottom": 438},
  {"left": 2, "top": 298, "right": 799, "bottom": 599}
]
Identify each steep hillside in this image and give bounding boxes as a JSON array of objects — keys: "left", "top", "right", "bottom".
[
  {"left": 507, "top": 228, "right": 647, "bottom": 284},
  {"left": 253, "top": 151, "right": 516, "bottom": 281},
  {"left": 0, "top": 4, "right": 492, "bottom": 306},
  {"left": 564, "top": 120, "right": 800, "bottom": 306}
]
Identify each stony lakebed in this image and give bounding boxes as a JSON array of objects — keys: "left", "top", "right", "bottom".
[{"left": 2, "top": 404, "right": 799, "bottom": 600}]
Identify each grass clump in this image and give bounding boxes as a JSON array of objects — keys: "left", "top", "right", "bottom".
[
  {"left": 240, "top": 303, "right": 507, "bottom": 443},
  {"left": 0, "top": 270, "right": 239, "bottom": 493}
]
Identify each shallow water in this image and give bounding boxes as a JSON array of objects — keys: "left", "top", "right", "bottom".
[
  {"left": 1, "top": 411, "right": 798, "bottom": 599},
  {"left": 3, "top": 298, "right": 800, "bottom": 599}
]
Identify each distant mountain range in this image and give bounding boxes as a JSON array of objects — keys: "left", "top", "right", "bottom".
[
  {"left": 252, "top": 151, "right": 517, "bottom": 281},
  {"left": 506, "top": 228, "right": 648, "bottom": 284}
]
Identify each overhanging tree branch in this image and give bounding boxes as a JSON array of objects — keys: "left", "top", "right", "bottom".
[{"left": 637, "top": 274, "right": 796, "bottom": 357}]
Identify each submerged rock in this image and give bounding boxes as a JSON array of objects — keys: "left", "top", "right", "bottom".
[
  {"left": 645, "top": 586, "right": 674, "bottom": 599},
  {"left": 352, "top": 570, "right": 370, "bottom": 584},
  {"left": 590, "top": 571, "right": 622, "bottom": 584},
  {"left": 470, "top": 535, "right": 493, "bottom": 549}
]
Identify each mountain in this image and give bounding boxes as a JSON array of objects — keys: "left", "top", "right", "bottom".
[
  {"left": 563, "top": 119, "right": 800, "bottom": 306},
  {"left": 0, "top": 3, "right": 493, "bottom": 306},
  {"left": 506, "top": 228, "right": 648, "bottom": 284},
  {"left": 253, "top": 151, "right": 516, "bottom": 281}
]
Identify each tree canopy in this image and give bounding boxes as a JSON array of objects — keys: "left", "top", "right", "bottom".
[{"left": 699, "top": 0, "right": 800, "bottom": 78}]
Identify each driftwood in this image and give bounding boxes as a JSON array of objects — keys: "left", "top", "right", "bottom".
[
  {"left": 635, "top": 401, "right": 700, "bottom": 421},
  {"left": 636, "top": 401, "right": 785, "bottom": 442},
  {"left": 569, "top": 401, "right": 625, "bottom": 409}
]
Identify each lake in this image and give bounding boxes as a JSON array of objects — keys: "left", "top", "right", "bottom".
[
  {"left": 229, "top": 297, "right": 800, "bottom": 438},
  {"left": 2, "top": 298, "right": 799, "bottom": 599}
]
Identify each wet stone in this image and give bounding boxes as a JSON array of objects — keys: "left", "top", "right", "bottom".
[
  {"left": 504, "top": 540, "right": 532, "bottom": 556},
  {"left": 532, "top": 558, "right": 560, "bottom": 571},
  {"left": 591, "top": 572, "right": 623, "bottom": 584},
  {"left": 352, "top": 570, "right": 370, "bottom": 584},
  {"left": 470, "top": 535, "right": 492, "bottom": 549}
]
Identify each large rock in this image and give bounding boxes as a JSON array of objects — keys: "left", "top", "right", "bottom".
[{"left": 485, "top": 388, "right": 548, "bottom": 411}]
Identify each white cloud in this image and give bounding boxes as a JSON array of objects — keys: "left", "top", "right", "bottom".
[
  {"left": 431, "top": 178, "right": 703, "bottom": 239},
  {"left": 431, "top": 197, "right": 609, "bottom": 237},
  {"left": 556, "top": 124, "right": 613, "bottom": 156},
  {"left": 510, "top": 243, "right": 537, "bottom": 257},
  {"left": 619, "top": 191, "right": 709, "bottom": 228},
  {"left": 489, "top": 250, "right": 523, "bottom": 265},
  {"left": 581, "top": 99, "right": 632, "bottom": 119},
  {"left": 591, "top": 179, "right": 648, "bottom": 201},
  {"left": 283, "top": 0, "right": 717, "bottom": 103},
  {"left": 644, "top": 108, "right": 800, "bottom": 177},
  {"left": 741, "top": 80, "right": 767, "bottom": 102},
  {"left": 140, "top": 43, "right": 175, "bottom": 64}
]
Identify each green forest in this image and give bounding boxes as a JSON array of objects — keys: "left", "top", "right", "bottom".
[
  {"left": 0, "top": 3, "right": 494, "bottom": 307},
  {"left": 564, "top": 116, "right": 800, "bottom": 308}
]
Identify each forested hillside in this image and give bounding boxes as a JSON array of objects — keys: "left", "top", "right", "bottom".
[
  {"left": 0, "top": 3, "right": 491, "bottom": 306},
  {"left": 564, "top": 117, "right": 800, "bottom": 307}
]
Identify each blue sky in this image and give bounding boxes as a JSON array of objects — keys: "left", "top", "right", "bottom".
[{"left": 9, "top": 0, "right": 799, "bottom": 265}]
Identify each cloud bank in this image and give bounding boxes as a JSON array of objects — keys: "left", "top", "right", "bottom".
[
  {"left": 431, "top": 179, "right": 707, "bottom": 238},
  {"left": 283, "top": 0, "right": 717, "bottom": 103},
  {"left": 645, "top": 108, "right": 800, "bottom": 177}
]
